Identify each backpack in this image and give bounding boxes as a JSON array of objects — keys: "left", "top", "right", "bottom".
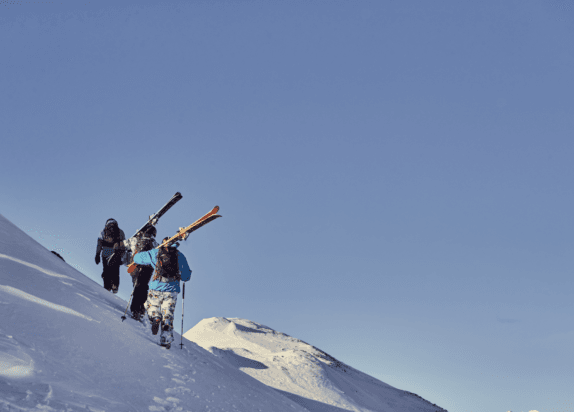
[
  {"left": 102, "top": 219, "right": 121, "bottom": 246},
  {"left": 134, "top": 236, "right": 155, "bottom": 254},
  {"left": 152, "top": 246, "right": 181, "bottom": 283}
]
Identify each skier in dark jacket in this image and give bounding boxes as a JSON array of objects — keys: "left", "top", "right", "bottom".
[
  {"left": 115, "top": 226, "right": 158, "bottom": 320},
  {"left": 132, "top": 238, "right": 191, "bottom": 349},
  {"left": 95, "top": 218, "right": 125, "bottom": 293}
]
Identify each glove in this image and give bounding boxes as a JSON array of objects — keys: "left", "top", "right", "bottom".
[
  {"left": 179, "top": 227, "right": 190, "bottom": 241},
  {"left": 95, "top": 254, "right": 100, "bottom": 265}
]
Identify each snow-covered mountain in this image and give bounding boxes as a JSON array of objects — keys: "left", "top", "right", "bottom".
[
  {"left": 0, "top": 212, "right": 446, "bottom": 412},
  {"left": 185, "top": 318, "right": 446, "bottom": 412}
]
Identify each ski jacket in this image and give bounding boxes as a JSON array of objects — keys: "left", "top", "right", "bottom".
[
  {"left": 96, "top": 229, "right": 126, "bottom": 259},
  {"left": 133, "top": 248, "right": 191, "bottom": 293}
]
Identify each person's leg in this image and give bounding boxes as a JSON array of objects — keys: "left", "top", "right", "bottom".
[
  {"left": 101, "top": 254, "right": 112, "bottom": 291},
  {"left": 159, "top": 292, "right": 178, "bottom": 347},
  {"left": 130, "top": 271, "right": 143, "bottom": 316},
  {"left": 131, "top": 268, "right": 152, "bottom": 316},
  {"left": 110, "top": 262, "right": 120, "bottom": 293},
  {"left": 145, "top": 290, "right": 162, "bottom": 334}
]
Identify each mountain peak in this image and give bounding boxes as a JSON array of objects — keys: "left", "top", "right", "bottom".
[{"left": 185, "top": 317, "right": 447, "bottom": 412}]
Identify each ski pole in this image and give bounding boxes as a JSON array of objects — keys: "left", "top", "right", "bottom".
[
  {"left": 180, "top": 282, "right": 185, "bottom": 349},
  {"left": 121, "top": 278, "right": 138, "bottom": 322}
]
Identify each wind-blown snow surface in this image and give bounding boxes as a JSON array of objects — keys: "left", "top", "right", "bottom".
[
  {"left": 184, "top": 318, "right": 446, "bottom": 412},
  {"left": 0, "top": 214, "right": 308, "bottom": 412}
]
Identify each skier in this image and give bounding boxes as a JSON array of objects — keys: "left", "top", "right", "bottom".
[
  {"left": 95, "top": 218, "right": 126, "bottom": 293},
  {"left": 132, "top": 238, "right": 191, "bottom": 349},
  {"left": 114, "top": 225, "right": 159, "bottom": 320}
]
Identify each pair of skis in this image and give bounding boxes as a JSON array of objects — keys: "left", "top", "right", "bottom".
[
  {"left": 133, "top": 192, "right": 183, "bottom": 239},
  {"left": 126, "top": 204, "right": 221, "bottom": 274}
]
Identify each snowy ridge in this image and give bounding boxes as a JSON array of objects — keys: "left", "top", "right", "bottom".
[{"left": 185, "top": 317, "right": 447, "bottom": 412}]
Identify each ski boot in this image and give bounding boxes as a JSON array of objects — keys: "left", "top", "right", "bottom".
[
  {"left": 160, "top": 335, "right": 171, "bottom": 350},
  {"left": 151, "top": 317, "right": 161, "bottom": 335}
]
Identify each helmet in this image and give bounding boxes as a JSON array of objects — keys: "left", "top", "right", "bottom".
[
  {"left": 144, "top": 226, "right": 157, "bottom": 238},
  {"left": 105, "top": 218, "right": 118, "bottom": 227}
]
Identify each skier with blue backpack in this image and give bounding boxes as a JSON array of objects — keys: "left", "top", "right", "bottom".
[{"left": 131, "top": 238, "right": 192, "bottom": 349}]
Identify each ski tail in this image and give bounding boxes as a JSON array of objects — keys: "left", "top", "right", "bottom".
[
  {"left": 154, "top": 192, "right": 183, "bottom": 221},
  {"left": 184, "top": 214, "right": 221, "bottom": 236},
  {"left": 133, "top": 192, "right": 183, "bottom": 238},
  {"left": 159, "top": 206, "right": 220, "bottom": 247}
]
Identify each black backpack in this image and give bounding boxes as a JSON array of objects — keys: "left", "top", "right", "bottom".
[
  {"left": 102, "top": 219, "right": 121, "bottom": 246},
  {"left": 152, "top": 246, "right": 181, "bottom": 282}
]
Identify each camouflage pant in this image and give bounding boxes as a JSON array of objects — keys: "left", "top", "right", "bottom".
[{"left": 144, "top": 290, "right": 178, "bottom": 344}]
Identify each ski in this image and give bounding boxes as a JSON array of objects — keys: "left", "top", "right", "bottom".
[
  {"left": 132, "top": 192, "right": 183, "bottom": 238},
  {"left": 127, "top": 206, "right": 221, "bottom": 274},
  {"left": 159, "top": 206, "right": 220, "bottom": 247}
]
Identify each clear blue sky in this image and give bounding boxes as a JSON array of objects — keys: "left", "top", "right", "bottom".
[{"left": 2, "top": 1, "right": 573, "bottom": 411}]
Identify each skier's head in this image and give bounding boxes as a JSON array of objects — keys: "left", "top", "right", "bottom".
[
  {"left": 143, "top": 226, "right": 157, "bottom": 238},
  {"left": 105, "top": 218, "right": 118, "bottom": 228},
  {"left": 103, "top": 219, "right": 120, "bottom": 242}
]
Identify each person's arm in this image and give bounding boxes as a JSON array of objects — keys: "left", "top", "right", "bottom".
[
  {"left": 133, "top": 249, "right": 155, "bottom": 266},
  {"left": 128, "top": 249, "right": 155, "bottom": 274},
  {"left": 121, "top": 237, "right": 136, "bottom": 253},
  {"left": 178, "top": 252, "right": 192, "bottom": 282},
  {"left": 95, "top": 238, "right": 102, "bottom": 265}
]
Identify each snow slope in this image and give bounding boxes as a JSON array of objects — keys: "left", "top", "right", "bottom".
[
  {"left": 0, "top": 213, "right": 309, "bottom": 412},
  {"left": 184, "top": 317, "right": 446, "bottom": 412}
]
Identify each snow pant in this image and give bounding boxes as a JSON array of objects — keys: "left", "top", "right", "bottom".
[
  {"left": 101, "top": 254, "right": 120, "bottom": 292},
  {"left": 130, "top": 266, "right": 153, "bottom": 316},
  {"left": 145, "top": 290, "right": 178, "bottom": 345}
]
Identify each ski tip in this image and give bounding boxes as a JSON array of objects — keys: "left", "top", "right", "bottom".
[{"left": 213, "top": 205, "right": 219, "bottom": 213}]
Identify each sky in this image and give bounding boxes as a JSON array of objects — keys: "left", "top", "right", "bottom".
[{"left": 1, "top": 1, "right": 573, "bottom": 411}]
